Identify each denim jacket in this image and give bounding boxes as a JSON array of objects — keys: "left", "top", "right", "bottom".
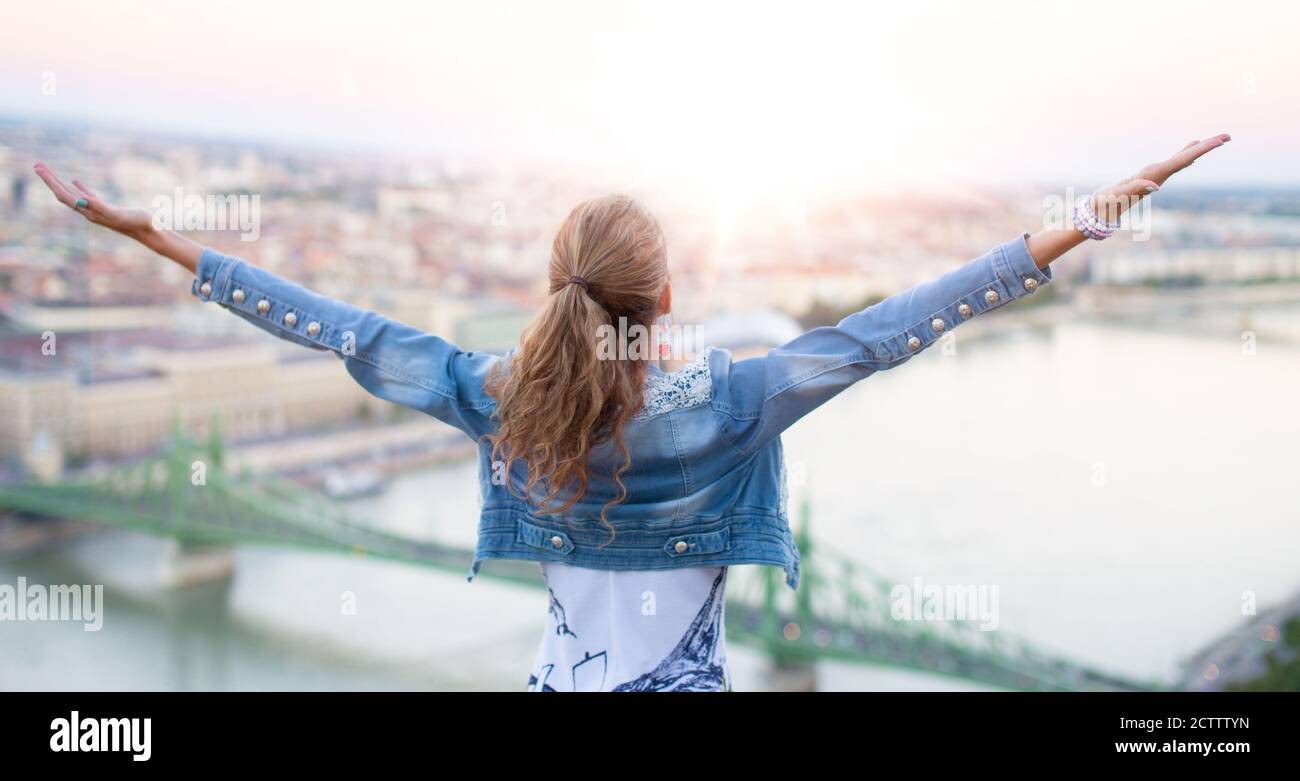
[{"left": 192, "top": 234, "right": 1050, "bottom": 588}]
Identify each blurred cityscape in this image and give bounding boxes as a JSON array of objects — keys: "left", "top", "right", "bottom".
[
  {"left": 2, "top": 115, "right": 1299, "bottom": 691},
  {"left": 4, "top": 116, "right": 1300, "bottom": 475}
]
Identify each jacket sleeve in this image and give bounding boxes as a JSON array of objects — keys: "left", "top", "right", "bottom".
[
  {"left": 191, "top": 248, "right": 498, "bottom": 438},
  {"left": 709, "top": 234, "right": 1052, "bottom": 455}
]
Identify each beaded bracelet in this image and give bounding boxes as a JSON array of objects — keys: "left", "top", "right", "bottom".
[{"left": 1073, "top": 195, "right": 1123, "bottom": 240}]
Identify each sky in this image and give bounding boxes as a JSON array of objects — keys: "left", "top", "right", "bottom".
[{"left": 2, "top": 0, "right": 1297, "bottom": 196}]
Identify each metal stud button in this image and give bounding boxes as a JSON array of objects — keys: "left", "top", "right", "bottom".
[
  {"left": 958, "top": 303, "right": 973, "bottom": 318},
  {"left": 674, "top": 541, "right": 689, "bottom": 554},
  {"left": 931, "top": 318, "right": 945, "bottom": 334},
  {"left": 907, "top": 335, "right": 922, "bottom": 351},
  {"left": 984, "top": 290, "right": 1000, "bottom": 305},
  {"left": 256, "top": 299, "right": 271, "bottom": 314},
  {"left": 306, "top": 321, "right": 321, "bottom": 337},
  {"left": 199, "top": 281, "right": 212, "bottom": 297},
  {"left": 283, "top": 312, "right": 298, "bottom": 327},
  {"left": 1023, "top": 277, "right": 1038, "bottom": 292},
  {"left": 550, "top": 535, "right": 564, "bottom": 549},
  {"left": 232, "top": 289, "right": 246, "bottom": 303}
]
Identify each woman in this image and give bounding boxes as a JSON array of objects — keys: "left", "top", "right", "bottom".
[{"left": 34, "top": 134, "right": 1229, "bottom": 691}]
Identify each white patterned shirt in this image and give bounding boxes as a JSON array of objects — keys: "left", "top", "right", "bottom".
[{"left": 527, "top": 563, "right": 730, "bottom": 692}]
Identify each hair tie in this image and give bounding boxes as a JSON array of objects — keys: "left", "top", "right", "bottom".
[{"left": 567, "top": 275, "right": 590, "bottom": 292}]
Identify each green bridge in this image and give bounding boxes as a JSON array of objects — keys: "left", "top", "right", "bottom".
[{"left": 0, "top": 428, "right": 1156, "bottom": 691}]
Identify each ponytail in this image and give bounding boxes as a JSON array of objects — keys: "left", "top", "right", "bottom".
[{"left": 485, "top": 195, "right": 668, "bottom": 532}]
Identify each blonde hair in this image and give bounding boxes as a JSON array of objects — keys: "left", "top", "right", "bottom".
[{"left": 485, "top": 194, "right": 668, "bottom": 531}]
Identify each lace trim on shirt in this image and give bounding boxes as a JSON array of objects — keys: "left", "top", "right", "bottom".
[{"left": 632, "top": 347, "right": 714, "bottom": 421}]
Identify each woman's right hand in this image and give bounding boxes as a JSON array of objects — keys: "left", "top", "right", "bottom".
[
  {"left": 35, "top": 162, "right": 204, "bottom": 272},
  {"left": 34, "top": 162, "right": 155, "bottom": 240}
]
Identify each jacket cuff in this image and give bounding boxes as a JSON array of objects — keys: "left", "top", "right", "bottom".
[
  {"left": 192, "top": 248, "right": 239, "bottom": 302},
  {"left": 993, "top": 232, "right": 1053, "bottom": 298},
  {"left": 191, "top": 248, "right": 331, "bottom": 351}
]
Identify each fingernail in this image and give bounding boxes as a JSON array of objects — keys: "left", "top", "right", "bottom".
[{"left": 1145, "top": 186, "right": 1156, "bottom": 193}]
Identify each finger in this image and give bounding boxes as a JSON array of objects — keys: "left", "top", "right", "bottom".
[
  {"left": 1093, "top": 179, "right": 1159, "bottom": 222},
  {"left": 1112, "top": 178, "right": 1161, "bottom": 200},
  {"left": 44, "top": 168, "right": 92, "bottom": 211},
  {"left": 1152, "top": 134, "right": 1231, "bottom": 180},
  {"left": 33, "top": 163, "right": 79, "bottom": 207},
  {"left": 68, "top": 180, "right": 109, "bottom": 217},
  {"left": 1096, "top": 177, "right": 1159, "bottom": 198},
  {"left": 35, "top": 163, "right": 79, "bottom": 195},
  {"left": 1171, "top": 134, "right": 1231, "bottom": 166},
  {"left": 72, "top": 179, "right": 100, "bottom": 199}
]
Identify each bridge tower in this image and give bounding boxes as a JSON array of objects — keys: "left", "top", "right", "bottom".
[{"left": 159, "top": 417, "right": 235, "bottom": 588}]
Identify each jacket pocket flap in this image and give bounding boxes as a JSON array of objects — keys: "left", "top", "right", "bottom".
[
  {"left": 664, "top": 527, "right": 730, "bottom": 557},
  {"left": 517, "top": 520, "right": 575, "bottom": 555}
]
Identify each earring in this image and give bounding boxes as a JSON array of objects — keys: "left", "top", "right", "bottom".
[{"left": 657, "top": 313, "right": 673, "bottom": 359}]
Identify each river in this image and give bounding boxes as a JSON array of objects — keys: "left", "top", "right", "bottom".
[{"left": 3, "top": 307, "right": 1298, "bottom": 691}]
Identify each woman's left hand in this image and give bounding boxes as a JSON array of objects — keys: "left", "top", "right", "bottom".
[{"left": 1092, "top": 134, "right": 1232, "bottom": 223}]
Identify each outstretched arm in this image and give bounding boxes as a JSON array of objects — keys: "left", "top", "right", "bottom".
[
  {"left": 712, "top": 134, "right": 1232, "bottom": 455},
  {"left": 32, "top": 163, "right": 500, "bottom": 439}
]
